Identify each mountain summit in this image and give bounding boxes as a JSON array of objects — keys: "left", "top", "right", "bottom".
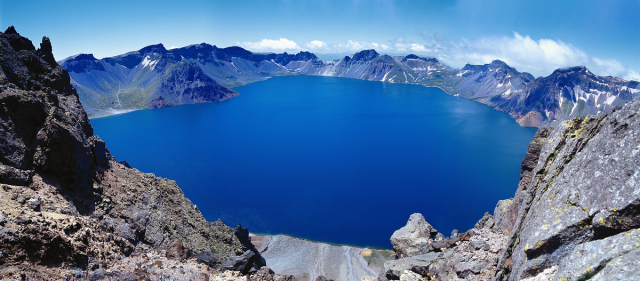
[{"left": 61, "top": 42, "right": 640, "bottom": 126}]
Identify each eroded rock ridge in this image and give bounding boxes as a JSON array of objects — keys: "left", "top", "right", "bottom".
[
  {"left": 0, "top": 26, "right": 275, "bottom": 279},
  {"left": 372, "top": 98, "right": 640, "bottom": 280}
]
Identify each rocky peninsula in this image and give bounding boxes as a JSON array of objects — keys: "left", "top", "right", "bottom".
[{"left": 1, "top": 26, "right": 639, "bottom": 280}]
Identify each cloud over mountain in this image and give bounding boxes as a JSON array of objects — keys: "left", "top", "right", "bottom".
[
  {"left": 238, "top": 38, "right": 301, "bottom": 51},
  {"left": 440, "top": 32, "right": 638, "bottom": 80}
]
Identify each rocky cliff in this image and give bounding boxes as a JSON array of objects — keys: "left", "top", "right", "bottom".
[
  {"left": 372, "top": 97, "right": 640, "bottom": 280},
  {"left": 59, "top": 43, "right": 239, "bottom": 118},
  {"left": 0, "top": 27, "right": 287, "bottom": 279}
]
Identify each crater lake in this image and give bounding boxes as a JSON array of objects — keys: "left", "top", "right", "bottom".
[{"left": 91, "top": 75, "right": 538, "bottom": 249}]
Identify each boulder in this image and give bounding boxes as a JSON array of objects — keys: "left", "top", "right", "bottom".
[
  {"left": 248, "top": 267, "right": 299, "bottom": 281},
  {"left": 0, "top": 164, "right": 33, "bottom": 186},
  {"left": 197, "top": 250, "right": 217, "bottom": 266},
  {"left": 455, "top": 260, "right": 487, "bottom": 278},
  {"left": 474, "top": 212, "right": 494, "bottom": 229},
  {"left": 390, "top": 213, "right": 437, "bottom": 258},
  {"left": 429, "top": 241, "right": 448, "bottom": 251},
  {"left": 377, "top": 252, "right": 441, "bottom": 281},
  {"left": 399, "top": 270, "right": 426, "bottom": 281},
  {"left": 469, "top": 240, "right": 487, "bottom": 251},
  {"left": 222, "top": 249, "right": 255, "bottom": 274},
  {"left": 166, "top": 241, "right": 189, "bottom": 261},
  {"left": 27, "top": 197, "right": 41, "bottom": 211},
  {"left": 493, "top": 199, "right": 515, "bottom": 232},
  {"left": 409, "top": 265, "right": 430, "bottom": 277}
]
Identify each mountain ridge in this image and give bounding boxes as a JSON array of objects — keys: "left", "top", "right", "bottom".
[{"left": 61, "top": 45, "right": 640, "bottom": 126}]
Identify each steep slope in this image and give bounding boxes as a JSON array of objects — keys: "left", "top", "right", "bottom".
[
  {"left": 445, "top": 61, "right": 640, "bottom": 127},
  {"left": 0, "top": 27, "right": 271, "bottom": 277},
  {"left": 60, "top": 44, "right": 241, "bottom": 118},
  {"left": 374, "top": 98, "right": 640, "bottom": 280},
  {"left": 493, "top": 66, "right": 640, "bottom": 126}
]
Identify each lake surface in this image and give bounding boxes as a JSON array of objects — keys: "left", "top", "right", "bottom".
[{"left": 92, "top": 75, "right": 538, "bottom": 249}]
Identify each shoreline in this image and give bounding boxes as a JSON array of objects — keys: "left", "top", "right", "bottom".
[
  {"left": 88, "top": 108, "right": 140, "bottom": 119},
  {"left": 249, "top": 232, "right": 393, "bottom": 251}
]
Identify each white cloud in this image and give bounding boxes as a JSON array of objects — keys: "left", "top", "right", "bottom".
[
  {"left": 335, "top": 40, "right": 391, "bottom": 52},
  {"left": 394, "top": 43, "right": 407, "bottom": 52},
  {"left": 306, "top": 40, "right": 328, "bottom": 50},
  {"left": 443, "top": 33, "right": 588, "bottom": 76},
  {"left": 625, "top": 70, "right": 640, "bottom": 82},
  {"left": 346, "top": 40, "right": 365, "bottom": 51},
  {"left": 441, "top": 32, "right": 636, "bottom": 79},
  {"left": 238, "top": 38, "right": 300, "bottom": 51},
  {"left": 592, "top": 57, "right": 626, "bottom": 77},
  {"left": 409, "top": 44, "right": 430, "bottom": 52}
]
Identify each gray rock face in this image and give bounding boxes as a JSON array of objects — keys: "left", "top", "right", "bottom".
[
  {"left": 390, "top": 213, "right": 437, "bottom": 258},
  {"left": 383, "top": 101, "right": 640, "bottom": 280},
  {"left": 499, "top": 99, "right": 640, "bottom": 280},
  {"left": 552, "top": 228, "right": 640, "bottom": 280},
  {"left": 589, "top": 247, "right": 640, "bottom": 281},
  {"left": 377, "top": 252, "right": 441, "bottom": 281}
]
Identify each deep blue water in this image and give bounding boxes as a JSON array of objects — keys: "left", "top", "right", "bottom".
[{"left": 92, "top": 75, "right": 537, "bottom": 249}]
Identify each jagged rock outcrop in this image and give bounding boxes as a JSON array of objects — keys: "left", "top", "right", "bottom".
[
  {"left": 494, "top": 98, "right": 640, "bottom": 280},
  {"left": 492, "top": 66, "right": 640, "bottom": 127},
  {"left": 390, "top": 213, "right": 439, "bottom": 258},
  {"left": 0, "top": 26, "right": 259, "bottom": 276},
  {"left": 380, "top": 97, "right": 640, "bottom": 280},
  {"left": 379, "top": 213, "right": 508, "bottom": 281}
]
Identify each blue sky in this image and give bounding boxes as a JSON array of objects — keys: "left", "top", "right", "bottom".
[{"left": 2, "top": 0, "right": 639, "bottom": 79}]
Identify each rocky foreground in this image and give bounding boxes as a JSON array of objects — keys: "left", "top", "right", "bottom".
[
  {"left": 358, "top": 97, "right": 640, "bottom": 280},
  {"left": 0, "top": 27, "right": 297, "bottom": 279}
]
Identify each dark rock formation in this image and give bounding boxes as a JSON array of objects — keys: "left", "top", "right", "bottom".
[
  {"left": 0, "top": 27, "right": 247, "bottom": 276},
  {"left": 234, "top": 224, "right": 266, "bottom": 269},
  {"left": 222, "top": 250, "right": 256, "bottom": 274},
  {"left": 197, "top": 250, "right": 217, "bottom": 266}
]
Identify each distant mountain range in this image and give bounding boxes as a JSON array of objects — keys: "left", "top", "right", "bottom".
[{"left": 60, "top": 44, "right": 640, "bottom": 126}]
